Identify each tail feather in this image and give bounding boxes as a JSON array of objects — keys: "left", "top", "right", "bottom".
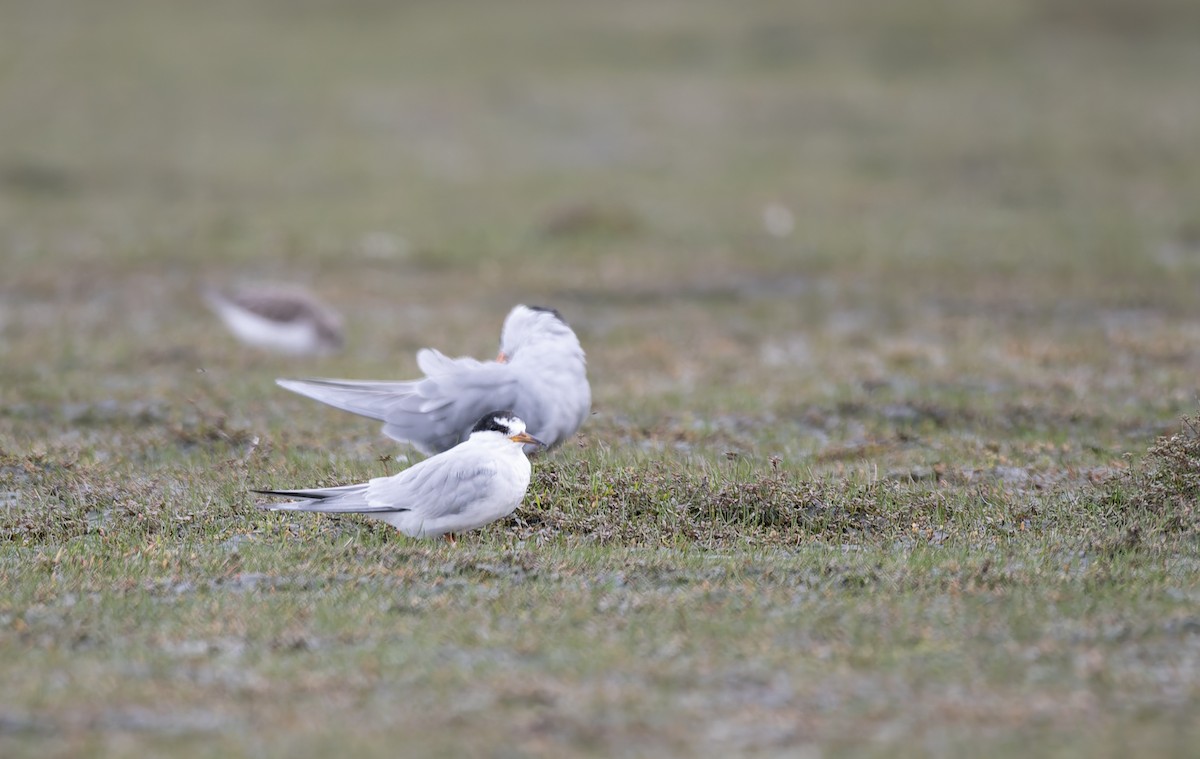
[
  {"left": 251, "top": 485, "right": 407, "bottom": 514},
  {"left": 251, "top": 485, "right": 356, "bottom": 500}
]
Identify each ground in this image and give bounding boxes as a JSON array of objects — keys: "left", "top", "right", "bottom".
[{"left": 2, "top": 1, "right": 1200, "bottom": 756}]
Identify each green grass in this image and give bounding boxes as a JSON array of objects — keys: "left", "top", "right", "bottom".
[{"left": 3, "top": 0, "right": 1200, "bottom": 756}]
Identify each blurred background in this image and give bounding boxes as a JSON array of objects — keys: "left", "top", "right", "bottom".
[{"left": 3, "top": 0, "right": 1200, "bottom": 455}]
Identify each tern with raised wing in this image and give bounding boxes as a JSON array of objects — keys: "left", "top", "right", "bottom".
[{"left": 276, "top": 305, "right": 589, "bottom": 454}]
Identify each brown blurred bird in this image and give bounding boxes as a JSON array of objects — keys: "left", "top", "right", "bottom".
[{"left": 204, "top": 284, "right": 344, "bottom": 356}]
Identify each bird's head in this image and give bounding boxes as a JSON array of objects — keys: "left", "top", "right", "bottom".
[
  {"left": 471, "top": 410, "right": 544, "bottom": 448},
  {"left": 496, "top": 305, "right": 580, "bottom": 363}
]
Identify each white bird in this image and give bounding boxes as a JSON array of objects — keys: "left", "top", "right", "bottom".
[
  {"left": 275, "top": 304, "right": 589, "bottom": 454},
  {"left": 204, "top": 285, "right": 344, "bottom": 356},
  {"left": 254, "top": 411, "right": 542, "bottom": 542}
]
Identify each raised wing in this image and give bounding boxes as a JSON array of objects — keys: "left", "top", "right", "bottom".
[
  {"left": 275, "top": 377, "right": 422, "bottom": 421},
  {"left": 277, "top": 350, "right": 519, "bottom": 454},
  {"left": 416, "top": 348, "right": 487, "bottom": 375},
  {"left": 375, "top": 350, "right": 520, "bottom": 452}
]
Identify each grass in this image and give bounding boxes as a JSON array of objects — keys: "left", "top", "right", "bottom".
[{"left": 3, "top": 0, "right": 1200, "bottom": 755}]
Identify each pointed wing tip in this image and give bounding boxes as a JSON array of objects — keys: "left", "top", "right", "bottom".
[{"left": 251, "top": 490, "right": 295, "bottom": 511}]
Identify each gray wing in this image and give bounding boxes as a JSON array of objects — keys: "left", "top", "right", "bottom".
[
  {"left": 364, "top": 446, "right": 499, "bottom": 520},
  {"left": 277, "top": 349, "right": 519, "bottom": 454},
  {"left": 275, "top": 377, "right": 424, "bottom": 422},
  {"left": 387, "top": 350, "right": 520, "bottom": 452}
]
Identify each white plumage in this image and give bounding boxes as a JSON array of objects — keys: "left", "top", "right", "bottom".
[
  {"left": 254, "top": 411, "right": 541, "bottom": 540},
  {"left": 275, "top": 305, "right": 589, "bottom": 454}
]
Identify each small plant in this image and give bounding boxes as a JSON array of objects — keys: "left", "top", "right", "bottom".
[{"left": 1106, "top": 413, "right": 1200, "bottom": 535}]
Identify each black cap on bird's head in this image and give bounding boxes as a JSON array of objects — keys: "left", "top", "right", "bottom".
[
  {"left": 472, "top": 410, "right": 521, "bottom": 434},
  {"left": 524, "top": 304, "right": 565, "bottom": 322},
  {"left": 472, "top": 410, "right": 544, "bottom": 448}
]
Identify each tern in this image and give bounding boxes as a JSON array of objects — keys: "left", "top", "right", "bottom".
[
  {"left": 276, "top": 305, "right": 589, "bottom": 454},
  {"left": 254, "top": 411, "right": 542, "bottom": 542}
]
